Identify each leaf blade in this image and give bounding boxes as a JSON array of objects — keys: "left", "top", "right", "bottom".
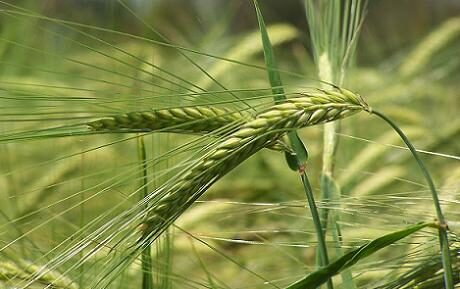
[
  {"left": 253, "top": 0, "right": 308, "bottom": 167},
  {"left": 286, "top": 222, "right": 434, "bottom": 289}
]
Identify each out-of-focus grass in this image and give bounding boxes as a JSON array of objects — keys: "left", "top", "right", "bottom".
[{"left": 0, "top": 1, "right": 458, "bottom": 288}]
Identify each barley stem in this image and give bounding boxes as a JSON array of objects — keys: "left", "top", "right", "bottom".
[
  {"left": 253, "top": 4, "right": 328, "bottom": 289},
  {"left": 300, "top": 171, "right": 333, "bottom": 289},
  {"left": 372, "top": 110, "right": 454, "bottom": 289},
  {"left": 137, "top": 136, "right": 153, "bottom": 289},
  {"left": 317, "top": 50, "right": 338, "bottom": 289}
]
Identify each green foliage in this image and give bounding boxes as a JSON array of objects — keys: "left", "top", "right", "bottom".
[
  {"left": 286, "top": 222, "right": 434, "bottom": 289},
  {"left": 0, "top": 1, "right": 458, "bottom": 289},
  {"left": 253, "top": 0, "right": 308, "bottom": 167}
]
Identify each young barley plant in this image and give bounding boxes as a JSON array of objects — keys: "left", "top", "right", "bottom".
[{"left": 0, "top": 1, "right": 458, "bottom": 289}]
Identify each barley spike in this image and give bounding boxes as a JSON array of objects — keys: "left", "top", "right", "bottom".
[
  {"left": 0, "top": 260, "right": 78, "bottom": 289},
  {"left": 89, "top": 87, "right": 370, "bottom": 287},
  {"left": 87, "top": 105, "right": 251, "bottom": 134},
  {"left": 87, "top": 103, "right": 292, "bottom": 151},
  {"left": 139, "top": 87, "right": 370, "bottom": 243}
]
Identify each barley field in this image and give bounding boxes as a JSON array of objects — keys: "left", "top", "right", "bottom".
[{"left": 0, "top": 1, "right": 459, "bottom": 288}]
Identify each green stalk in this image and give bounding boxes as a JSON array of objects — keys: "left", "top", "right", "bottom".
[
  {"left": 79, "top": 153, "right": 85, "bottom": 288},
  {"left": 319, "top": 95, "right": 338, "bottom": 232},
  {"left": 137, "top": 136, "right": 153, "bottom": 289},
  {"left": 316, "top": 56, "right": 337, "bottom": 281},
  {"left": 301, "top": 171, "right": 333, "bottom": 289},
  {"left": 305, "top": 2, "right": 365, "bottom": 287},
  {"left": 331, "top": 213, "right": 356, "bottom": 289},
  {"left": 253, "top": 2, "right": 331, "bottom": 287},
  {"left": 372, "top": 110, "right": 454, "bottom": 289}
]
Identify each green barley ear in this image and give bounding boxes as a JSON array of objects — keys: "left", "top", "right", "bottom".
[
  {"left": 75, "top": 87, "right": 371, "bottom": 288},
  {"left": 139, "top": 88, "right": 370, "bottom": 272},
  {"left": 87, "top": 106, "right": 251, "bottom": 134},
  {"left": 0, "top": 260, "right": 78, "bottom": 289},
  {"left": 86, "top": 105, "right": 291, "bottom": 152},
  {"left": 140, "top": 88, "right": 370, "bottom": 241},
  {"left": 141, "top": 88, "right": 370, "bottom": 223}
]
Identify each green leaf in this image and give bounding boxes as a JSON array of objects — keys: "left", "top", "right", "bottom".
[
  {"left": 286, "top": 222, "right": 434, "bottom": 289},
  {"left": 284, "top": 152, "right": 300, "bottom": 171},
  {"left": 253, "top": 0, "right": 308, "bottom": 169}
]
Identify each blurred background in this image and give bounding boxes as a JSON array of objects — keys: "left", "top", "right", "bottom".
[{"left": 0, "top": 0, "right": 459, "bottom": 288}]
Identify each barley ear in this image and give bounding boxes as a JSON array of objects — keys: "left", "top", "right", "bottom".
[
  {"left": 0, "top": 260, "right": 78, "bottom": 289},
  {"left": 140, "top": 88, "right": 370, "bottom": 243},
  {"left": 87, "top": 106, "right": 251, "bottom": 135},
  {"left": 87, "top": 105, "right": 291, "bottom": 152},
  {"left": 87, "top": 88, "right": 371, "bottom": 287}
]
